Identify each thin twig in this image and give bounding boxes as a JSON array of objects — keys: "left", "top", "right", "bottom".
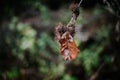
[
  {"left": 67, "top": 0, "right": 83, "bottom": 27},
  {"left": 78, "top": 0, "right": 83, "bottom": 7},
  {"left": 104, "top": 0, "right": 120, "bottom": 17},
  {"left": 104, "top": 0, "right": 111, "bottom": 8},
  {"left": 89, "top": 62, "right": 106, "bottom": 80}
]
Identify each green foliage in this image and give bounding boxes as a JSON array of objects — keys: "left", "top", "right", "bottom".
[
  {"left": 95, "top": 24, "right": 112, "bottom": 42},
  {"left": 79, "top": 45, "right": 103, "bottom": 75},
  {"left": 33, "top": 2, "right": 54, "bottom": 26},
  {"left": 78, "top": 23, "right": 113, "bottom": 75},
  {"left": 1, "top": 17, "right": 64, "bottom": 79},
  {"left": 6, "top": 67, "right": 19, "bottom": 80},
  {"left": 7, "top": 17, "right": 37, "bottom": 60},
  {"left": 62, "top": 74, "right": 77, "bottom": 80},
  {"left": 37, "top": 33, "right": 59, "bottom": 54}
]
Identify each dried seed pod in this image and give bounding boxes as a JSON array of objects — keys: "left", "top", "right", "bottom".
[
  {"left": 68, "top": 24, "right": 75, "bottom": 37},
  {"left": 55, "top": 23, "right": 67, "bottom": 41}
]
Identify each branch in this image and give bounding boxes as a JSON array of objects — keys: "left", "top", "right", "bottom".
[
  {"left": 55, "top": 0, "right": 83, "bottom": 41},
  {"left": 89, "top": 62, "right": 106, "bottom": 80}
]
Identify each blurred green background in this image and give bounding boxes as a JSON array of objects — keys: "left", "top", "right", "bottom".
[{"left": 0, "top": 0, "right": 120, "bottom": 80}]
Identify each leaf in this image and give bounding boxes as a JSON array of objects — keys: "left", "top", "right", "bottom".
[{"left": 59, "top": 32, "right": 80, "bottom": 61}]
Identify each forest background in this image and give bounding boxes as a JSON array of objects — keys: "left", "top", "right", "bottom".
[{"left": 0, "top": 0, "right": 120, "bottom": 80}]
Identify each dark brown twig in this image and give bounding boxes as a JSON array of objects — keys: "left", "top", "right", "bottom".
[
  {"left": 67, "top": 0, "right": 83, "bottom": 27},
  {"left": 55, "top": 0, "right": 83, "bottom": 41},
  {"left": 89, "top": 62, "right": 106, "bottom": 80}
]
